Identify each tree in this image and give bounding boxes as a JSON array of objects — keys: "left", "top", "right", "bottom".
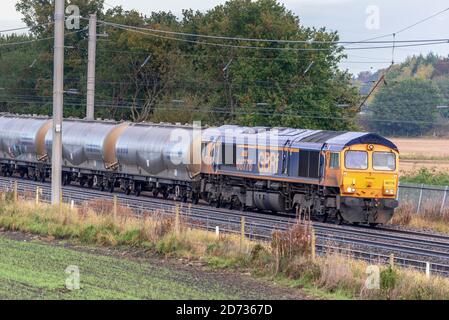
[
  {"left": 6, "top": 0, "right": 360, "bottom": 130},
  {"left": 368, "top": 79, "right": 443, "bottom": 136}
]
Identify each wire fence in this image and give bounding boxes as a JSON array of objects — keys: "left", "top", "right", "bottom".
[{"left": 398, "top": 182, "right": 449, "bottom": 214}]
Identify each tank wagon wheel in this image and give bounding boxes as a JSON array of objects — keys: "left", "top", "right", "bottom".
[
  {"left": 152, "top": 190, "right": 159, "bottom": 198},
  {"left": 162, "top": 191, "right": 170, "bottom": 199},
  {"left": 87, "top": 179, "right": 94, "bottom": 189},
  {"left": 79, "top": 178, "right": 86, "bottom": 187},
  {"left": 19, "top": 171, "right": 25, "bottom": 178},
  {"left": 62, "top": 174, "right": 69, "bottom": 186},
  {"left": 369, "top": 223, "right": 379, "bottom": 228},
  {"left": 108, "top": 183, "right": 114, "bottom": 193},
  {"left": 125, "top": 187, "right": 131, "bottom": 196}
]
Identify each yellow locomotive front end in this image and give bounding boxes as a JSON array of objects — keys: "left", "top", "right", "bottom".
[{"left": 338, "top": 143, "right": 399, "bottom": 225}]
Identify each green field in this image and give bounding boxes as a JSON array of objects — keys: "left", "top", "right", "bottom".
[{"left": 0, "top": 235, "right": 295, "bottom": 300}]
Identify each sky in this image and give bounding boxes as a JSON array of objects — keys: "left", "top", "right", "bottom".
[{"left": 1, "top": 0, "right": 449, "bottom": 76}]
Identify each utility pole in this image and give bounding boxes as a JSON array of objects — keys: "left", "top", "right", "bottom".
[
  {"left": 86, "top": 13, "right": 97, "bottom": 120},
  {"left": 51, "top": 0, "right": 65, "bottom": 205}
]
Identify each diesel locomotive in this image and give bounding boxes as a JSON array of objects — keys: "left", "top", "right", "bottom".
[{"left": 0, "top": 114, "right": 400, "bottom": 225}]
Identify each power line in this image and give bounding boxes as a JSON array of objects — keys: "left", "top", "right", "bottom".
[
  {"left": 0, "top": 22, "right": 54, "bottom": 34},
  {"left": 0, "top": 29, "right": 84, "bottom": 49},
  {"left": 1, "top": 101, "right": 442, "bottom": 125},
  {"left": 98, "top": 19, "right": 449, "bottom": 45},
  {"left": 100, "top": 22, "right": 449, "bottom": 52}
]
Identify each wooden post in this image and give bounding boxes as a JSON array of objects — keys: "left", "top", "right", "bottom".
[
  {"left": 13, "top": 181, "right": 18, "bottom": 203},
  {"left": 240, "top": 216, "right": 245, "bottom": 249},
  {"left": 113, "top": 195, "right": 117, "bottom": 221},
  {"left": 417, "top": 184, "right": 424, "bottom": 214},
  {"left": 390, "top": 253, "right": 395, "bottom": 269},
  {"left": 426, "top": 262, "right": 431, "bottom": 279},
  {"left": 441, "top": 186, "right": 448, "bottom": 214},
  {"left": 175, "top": 205, "right": 180, "bottom": 236},
  {"left": 35, "top": 186, "right": 40, "bottom": 205},
  {"left": 311, "top": 228, "right": 316, "bottom": 262},
  {"left": 59, "top": 190, "right": 63, "bottom": 214},
  {"left": 215, "top": 226, "right": 220, "bottom": 238}
]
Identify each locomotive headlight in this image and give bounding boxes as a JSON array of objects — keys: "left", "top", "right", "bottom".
[{"left": 346, "top": 187, "right": 356, "bottom": 193}]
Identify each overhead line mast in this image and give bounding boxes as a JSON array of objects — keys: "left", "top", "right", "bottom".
[
  {"left": 51, "top": 0, "right": 64, "bottom": 205},
  {"left": 86, "top": 13, "right": 97, "bottom": 120}
]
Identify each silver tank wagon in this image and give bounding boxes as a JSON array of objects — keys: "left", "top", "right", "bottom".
[
  {"left": 45, "top": 119, "right": 128, "bottom": 171},
  {"left": 0, "top": 115, "right": 51, "bottom": 163},
  {"left": 115, "top": 123, "right": 201, "bottom": 181}
]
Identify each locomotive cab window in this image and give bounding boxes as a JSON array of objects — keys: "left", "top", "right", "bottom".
[
  {"left": 373, "top": 152, "right": 396, "bottom": 171},
  {"left": 345, "top": 151, "right": 368, "bottom": 170},
  {"left": 329, "top": 152, "right": 340, "bottom": 169}
]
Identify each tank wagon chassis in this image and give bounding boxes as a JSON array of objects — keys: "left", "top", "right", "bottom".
[{"left": 1, "top": 158, "right": 388, "bottom": 227}]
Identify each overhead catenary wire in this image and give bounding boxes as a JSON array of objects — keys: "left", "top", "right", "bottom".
[
  {"left": 0, "top": 29, "right": 85, "bottom": 48},
  {"left": 99, "top": 21, "right": 449, "bottom": 52},
  {"left": 97, "top": 19, "right": 449, "bottom": 45}
]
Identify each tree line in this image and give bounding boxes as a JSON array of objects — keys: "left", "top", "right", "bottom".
[
  {"left": 357, "top": 53, "right": 449, "bottom": 136},
  {"left": 0, "top": 0, "right": 359, "bottom": 131}
]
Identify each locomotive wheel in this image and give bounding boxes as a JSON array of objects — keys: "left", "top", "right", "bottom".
[
  {"left": 87, "top": 179, "right": 94, "bottom": 188},
  {"left": 109, "top": 183, "right": 114, "bottom": 193},
  {"left": 215, "top": 197, "right": 221, "bottom": 208},
  {"left": 40, "top": 174, "right": 45, "bottom": 183},
  {"left": 125, "top": 188, "right": 131, "bottom": 196},
  {"left": 80, "top": 179, "right": 86, "bottom": 187},
  {"left": 336, "top": 212, "right": 344, "bottom": 225},
  {"left": 19, "top": 171, "right": 25, "bottom": 178},
  {"left": 322, "top": 211, "right": 329, "bottom": 223}
]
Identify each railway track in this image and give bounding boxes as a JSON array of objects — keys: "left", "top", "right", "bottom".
[{"left": 1, "top": 176, "right": 449, "bottom": 276}]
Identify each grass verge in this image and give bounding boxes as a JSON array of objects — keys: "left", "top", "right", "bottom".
[
  {"left": 1, "top": 195, "right": 449, "bottom": 300},
  {"left": 400, "top": 167, "right": 449, "bottom": 186},
  {"left": 390, "top": 202, "right": 449, "bottom": 234}
]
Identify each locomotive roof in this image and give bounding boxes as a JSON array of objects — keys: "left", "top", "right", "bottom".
[{"left": 204, "top": 126, "right": 398, "bottom": 151}]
